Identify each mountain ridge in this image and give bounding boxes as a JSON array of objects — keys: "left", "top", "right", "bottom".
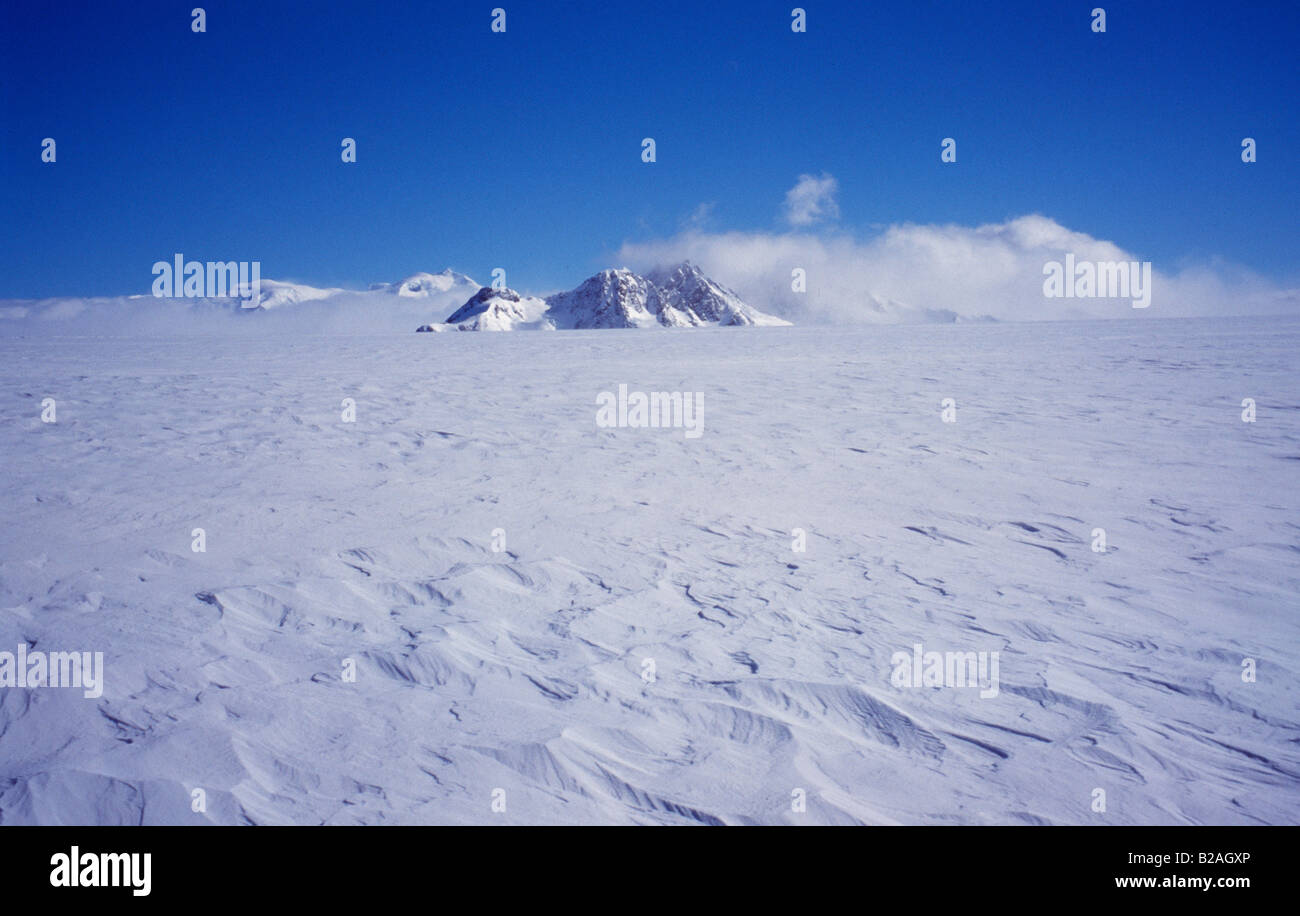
[{"left": 425, "top": 262, "right": 791, "bottom": 332}]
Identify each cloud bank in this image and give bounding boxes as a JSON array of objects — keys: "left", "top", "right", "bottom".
[{"left": 619, "top": 211, "right": 1300, "bottom": 324}]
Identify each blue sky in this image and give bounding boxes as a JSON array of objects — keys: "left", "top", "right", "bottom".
[{"left": 2, "top": 0, "right": 1297, "bottom": 298}]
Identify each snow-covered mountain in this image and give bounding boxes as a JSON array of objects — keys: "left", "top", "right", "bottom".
[
  {"left": 543, "top": 269, "right": 661, "bottom": 329},
  {"left": 646, "top": 262, "right": 791, "bottom": 327},
  {"left": 442, "top": 287, "right": 552, "bottom": 331},
  {"left": 247, "top": 273, "right": 473, "bottom": 311},
  {"left": 369, "top": 269, "right": 478, "bottom": 298},
  {"left": 425, "top": 263, "right": 790, "bottom": 332}
]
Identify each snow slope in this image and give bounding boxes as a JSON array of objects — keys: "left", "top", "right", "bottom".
[{"left": 0, "top": 316, "right": 1296, "bottom": 825}]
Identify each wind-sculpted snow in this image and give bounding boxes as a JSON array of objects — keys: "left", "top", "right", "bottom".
[{"left": 0, "top": 317, "right": 1297, "bottom": 824}]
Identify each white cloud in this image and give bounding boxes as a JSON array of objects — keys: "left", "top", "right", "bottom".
[
  {"left": 783, "top": 173, "right": 840, "bottom": 227},
  {"left": 617, "top": 214, "right": 1299, "bottom": 324},
  {"left": 681, "top": 201, "right": 717, "bottom": 231}
]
